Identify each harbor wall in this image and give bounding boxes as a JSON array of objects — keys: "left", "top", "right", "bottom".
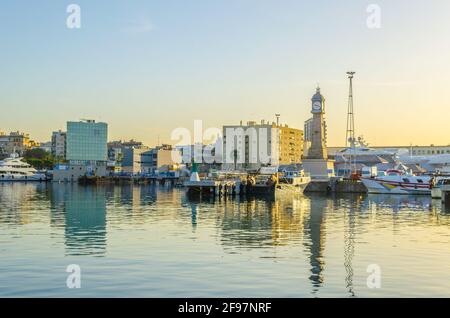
[{"left": 304, "top": 179, "right": 367, "bottom": 193}]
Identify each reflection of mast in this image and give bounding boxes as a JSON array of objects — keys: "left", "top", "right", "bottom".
[
  {"left": 191, "top": 203, "right": 198, "bottom": 231},
  {"left": 304, "top": 197, "right": 327, "bottom": 293},
  {"left": 343, "top": 200, "right": 356, "bottom": 297}
]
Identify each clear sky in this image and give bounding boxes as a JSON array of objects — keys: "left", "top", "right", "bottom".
[{"left": 1, "top": 0, "right": 449, "bottom": 147}]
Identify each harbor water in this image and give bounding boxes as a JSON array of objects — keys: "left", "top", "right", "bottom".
[{"left": 0, "top": 183, "right": 449, "bottom": 297}]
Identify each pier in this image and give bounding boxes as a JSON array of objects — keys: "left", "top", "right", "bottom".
[
  {"left": 304, "top": 178, "right": 367, "bottom": 194},
  {"left": 184, "top": 179, "right": 242, "bottom": 196},
  {"left": 77, "top": 175, "right": 185, "bottom": 186}
]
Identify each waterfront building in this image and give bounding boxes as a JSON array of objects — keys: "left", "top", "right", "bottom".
[
  {"left": 107, "top": 140, "right": 144, "bottom": 171},
  {"left": 53, "top": 120, "right": 108, "bottom": 182},
  {"left": 279, "top": 124, "right": 304, "bottom": 165},
  {"left": 302, "top": 86, "right": 335, "bottom": 179},
  {"left": 51, "top": 130, "right": 66, "bottom": 159},
  {"left": 121, "top": 146, "right": 150, "bottom": 175},
  {"left": 0, "top": 131, "right": 39, "bottom": 156},
  {"left": 66, "top": 120, "right": 107, "bottom": 163},
  {"left": 39, "top": 141, "right": 52, "bottom": 153},
  {"left": 222, "top": 121, "right": 279, "bottom": 171},
  {"left": 140, "top": 144, "right": 182, "bottom": 174},
  {"left": 222, "top": 120, "right": 303, "bottom": 171},
  {"left": 176, "top": 143, "right": 222, "bottom": 173}
]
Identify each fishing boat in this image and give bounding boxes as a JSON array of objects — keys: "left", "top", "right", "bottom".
[
  {"left": 276, "top": 170, "right": 311, "bottom": 193},
  {"left": 361, "top": 169, "right": 432, "bottom": 195},
  {"left": 431, "top": 178, "right": 450, "bottom": 199}
]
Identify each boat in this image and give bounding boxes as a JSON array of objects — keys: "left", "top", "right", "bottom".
[
  {"left": 361, "top": 169, "right": 432, "bottom": 195},
  {"left": 0, "top": 153, "right": 47, "bottom": 182},
  {"left": 431, "top": 177, "right": 450, "bottom": 199},
  {"left": 276, "top": 170, "right": 311, "bottom": 193}
]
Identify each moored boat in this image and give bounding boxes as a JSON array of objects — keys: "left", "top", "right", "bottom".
[
  {"left": 361, "top": 170, "right": 431, "bottom": 195},
  {"left": 276, "top": 170, "right": 311, "bottom": 194},
  {"left": 431, "top": 178, "right": 450, "bottom": 199},
  {"left": 0, "top": 154, "right": 47, "bottom": 182}
]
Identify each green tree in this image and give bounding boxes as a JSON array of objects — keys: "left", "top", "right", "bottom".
[{"left": 23, "top": 148, "right": 55, "bottom": 170}]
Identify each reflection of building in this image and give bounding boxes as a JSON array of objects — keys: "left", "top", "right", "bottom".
[
  {"left": 63, "top": 186, "right": 107, "bottom": 256},
  {"left": 53, "top": 120, "right": 108, "bottom": 182},
  {"left": 304, "top": 195, "right": 328, "bottom": 293}
]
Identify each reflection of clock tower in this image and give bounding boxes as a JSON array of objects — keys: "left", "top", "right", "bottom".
[
  {"left": 303, "top": 86, "right": 335, "bottom": 180},
  {"left": 307, "top": 86, "right": 328, "bottom": 159}
]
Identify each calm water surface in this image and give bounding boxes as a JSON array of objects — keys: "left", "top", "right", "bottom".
[{"left": 0, "top": 183, "right": 449, "bottom": 297}]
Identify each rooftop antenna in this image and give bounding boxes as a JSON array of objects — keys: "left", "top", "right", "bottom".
[{"left": 275, "top": 114, "right": 280, "bottom": 126}]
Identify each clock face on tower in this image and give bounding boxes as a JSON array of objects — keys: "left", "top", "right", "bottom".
[{"left": 312, "top": 101, "right": 322, "bottom": 112}]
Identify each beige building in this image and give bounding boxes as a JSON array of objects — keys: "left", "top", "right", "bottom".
[
  {"left": 0, "top": 131, "right": 39, "bottom": 156},
  {"left": 278, "top": 125, "right": 304, "bottom": 164},
  {"left": 140, "top": 144, "right": 182, "bottom": 174},
  {"left": 121, "top": 146, "right": 150, "bottom": 174}
]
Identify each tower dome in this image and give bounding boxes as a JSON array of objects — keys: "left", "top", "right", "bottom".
[{"left": 311, "top": 86, "right": 325, "bottom": 103}]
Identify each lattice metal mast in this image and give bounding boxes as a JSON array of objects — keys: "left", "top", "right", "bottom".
[{"left": 345, "top": 72, "right": 356, "bottom": 148}]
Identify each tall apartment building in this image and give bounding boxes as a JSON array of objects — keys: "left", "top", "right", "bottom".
[
  {"left": 222, "top": 120, "right": 303, "bottom": 171},
  {"left": 279, "top": 125, "right": 304, "bottom": 164},
  {"left": 51, "top": 130, "right": 67, "bottom": 159}
]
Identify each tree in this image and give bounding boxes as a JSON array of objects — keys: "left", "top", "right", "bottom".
[{"left": 23, "top": 148, "right": 55, "bottom": 170}]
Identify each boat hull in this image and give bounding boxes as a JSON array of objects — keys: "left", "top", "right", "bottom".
[
  {"left": 0, "top": 174, "right": 47, "bottom": 182},
  {"left": 276, "top": 183, "right": 308, "bottom": 194},
  {"left": 361, "top": 177, "right": 431, "bottom": 195}
]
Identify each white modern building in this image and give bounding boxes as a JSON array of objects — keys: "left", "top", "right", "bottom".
[{"left": 222, "top": 120, "right": 280, "bottom": 171}]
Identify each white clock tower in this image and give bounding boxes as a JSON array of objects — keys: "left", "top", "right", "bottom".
[{"left": 303, "top": 86, "right": 335, "bottom": 180}]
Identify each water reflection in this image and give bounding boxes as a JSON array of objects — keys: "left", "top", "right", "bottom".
[
  {"left": 0, "top": 183, "right": 449, "bottom": 297},
  {"left": 47, "top": 184, "right": 107, "bottom": 256},
  {"left": 303, "top": 195, "right": 327, "bottom": 294}
]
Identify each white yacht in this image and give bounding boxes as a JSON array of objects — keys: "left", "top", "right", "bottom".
[
  {"left": 361, "top": 170, "right": 432, "bottom": 195},
  {"left": 0, "top": 154, "right": 47, "bottom": 182}
]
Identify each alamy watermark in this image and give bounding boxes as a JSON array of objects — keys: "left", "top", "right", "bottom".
[
  {"left": 366, "top": 4, "right": 381, "bottom": 29},
  {"left": 66, "top": 4, "right": 81, "bottom": 29},
  {"left": 170, "top": 120, "right": 279, "bottom": 167},
  {"left": 66, "top": 264, "right": 81, "bottom": 289},
  {"left": 366, "top": 264, "right": 381, "bottom": 289}
]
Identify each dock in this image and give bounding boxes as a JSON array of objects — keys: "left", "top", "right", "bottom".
[{"left": 304, "top": 177, "right": 367, "bottom": 193}]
